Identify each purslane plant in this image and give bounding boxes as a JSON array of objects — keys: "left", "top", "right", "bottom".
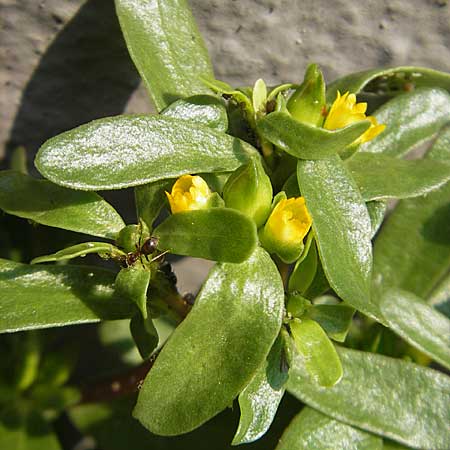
[{"left": 0, "top": 0, "right": 450, "bottom": 449}]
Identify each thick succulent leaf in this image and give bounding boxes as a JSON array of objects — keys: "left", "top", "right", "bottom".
[
  {"left": 287, "top": 347, "right": 450, "bottom": 449},
  {"left": 0, "top": 409, "right": 61, "bottom": 450},
  {"left": 115, "top": 0, "right": 214, "bottom": 111},
  {"left": 346, "top": 153, "right": 450, "bottom": 201},
  {"left": 373, "top": 126, "right": 450, "bottom": 298},
  {"left": 134, "top": 247, "right": 284, "bottom": 436},
  {"left": 276, "top": 407, "right": 383, "bottom": 450},
  {"left": 305, "top": 303, "right": 355, "bottom": 342},
  {"left": 114, "top": 266, "right": 151, "bottom": 318},
  {"left": 257, "top": 112, "right": 370, "bottom": 159},
  {"left": 428, "top": 272, "right": 450, "bottom": 319},
  {"left": 161, "top": 95, "right": 228, "bottom": 132},
  {"left": 288, "top": 238, "right": 318, "bottom": 295},
  {"left": 290, "top": 319, "right": 343, "bottom": 387},
  {"left": 380, "top": 289, "right": 450, "bottom": 369},
  {"left": 360, "top": 88, "right": 450, "bottom": 157},
  {"left": 153, "top": 208, "right": 257, "bottom": 263},
  {"left": 0, "top": 171, "right": 124, "bottom": 238},
  {"left": 297, "top": 156, "right": 380, "bottom": 321},
  {"left": 232, "top": 334, "right": 287, "bottom": 445},
  {"left": 135, "top": 179, "right": 173, "bottom": 230},
  {"left": 0, "top": 258, "right": 132, "bottom": 333},
  {"left": 35, "top": 115, "right": 258, "bottom": 190},
  {"left": 130, "top": 314, "right": 159, "bottom": 360},
  {"left": 366, "top": 200, "right": 386, "bottom": 238},
  {"left": 31, "top": 242, "right": 123, "bottom": 265},
  {"left": 327, "top": 66, "right": 450, "bottom": 102}
]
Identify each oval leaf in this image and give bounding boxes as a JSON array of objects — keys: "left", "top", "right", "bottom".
[
  {"left": 257, "top": 112, "right": 370, "bottom": 159},
  {"left": 297, "top": 156, "right": 380, "bottom": 321},
  {"left": 0, "top": 171, "right": 124, "bottom": 239},
  {"left": 346, "top": 153, "right": 450, "bottom": 201},
  {"left": 380, "top": 289, "right": 450, "bottom": 369},
  {"left": 360, "top": 88, "right": 450, "bottom": 157},
  {"left": 366, "top": 200, "right": 386, "bottom": 238},
  {"left": 276, "top": 407, "right": 383, "bottom": 450},
  {"left": 327, "top": 66, "right": 450, "bottom": 102},
  {"left": 133, "top": 247, "right": 284, "bottom": 435},
  {"left": 154, "top": 208, "right": 257, "bottom": 263},
  {"left": 428, "top": 272, "right": 450, "bottom": 319},
  {"left": 31, "top": 242, "right": 123, "bottom": 265},
  {"left": 162, "top": 95, "right": 228, "bottom": 132},
  {"left": 115, "top": 0, "right": 214, "bottom": 111},
  {"left": 35, "top": 115, "right": 258, "bottom": 190},
  {"left": 0, "top": 259, "right": 132, "bottom": 333},
  {"left": 290, "top": 319, "right": 343, "bottom": 387},
  {"left": 287, "top": 347, "right": 450, "bottom": 449},
  {"left": 232, "top": 334, "right": 287, "bottom": 445},
  {"left": 373, "top": 127, "right": 450, "bottom": 298}
]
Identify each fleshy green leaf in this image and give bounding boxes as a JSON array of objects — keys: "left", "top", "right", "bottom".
[
  {"left": 161, "top": 95, "right": 228, "bottom": 132},
  {"left": 289, "top": 319, "right": 343, "bottom": 387},
  {"left": 0, "top": 258, "right": 132, "bottom": 333},
  {"left": 257, "top": 112, "right": 370, "bottom": 159},
  {"left": 297, "top": 156, "right": 380, "bottom": 321},
  {"left": 366, "top": 200, "right": 386, "bottom": 238},
  {"left": 153, "top": 208, "right": 257, "bottom": 263},
  {"left": 130, "top": 314, "right": 158, "bottom": 360},
  {"left": 115, "top": 0, "right": 214, "bottom": 111},
  {"left": 360, "top": 88, "right": 450, "bottom": 157},
  {"left": 0, "top": 171, "right": 124, "bottom": 239},
  {"left": 327, "top": 66, "right": 450, "bottom": 102},
  {"left": 346, "top": 153, "right": 450, "bottom": 201},
  {"left": 287, "top": 347, "right": 450, "bottom": 449},
  {"left": 373, "top": 126, "right": 450, "bottom": 298},
  {"left": 114, "top": 266, "right": 151, "bottom": 318},
  {"left": 428, "top": 272, "right": 450, "bottom": 319},
  {"left": 380, "top": 289, "right": 450, "bottom": 369},
  {"left": 35, "top": 115, "right": 257, "bottom": 190},
  {"left": 31, "top": 242, "right": 124, "bottom": 265},
  {"left": 135, "top": 179, "right": 173, "bottom": 231},
  {"left": 276, "top": 407, "right": 383, "bottom": 450},
  {"left": 288, "top": 238, "right": 318, "bottom": 295},
  {"left": 134, "top": 247, "right": 284, "bottom": 435},
  {"left": 232, "top": 334, "right": 287, "bottom": 445},
  {"left": 305, "top": 303, "right": 355, "bottom": 342}
]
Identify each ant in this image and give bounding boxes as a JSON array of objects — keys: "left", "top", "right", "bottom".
[{"left": 121, "top": 236, "right": 167, "bottom": 268}]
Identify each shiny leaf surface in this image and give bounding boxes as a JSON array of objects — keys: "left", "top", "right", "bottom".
[
  {"left": 0, "top": 171, "right": 124, "bottom": 238},
  {"left": 380, "top": 289, "right": 450, "bottom": 369},
  {"left": 134, "top": 247, "right": 284, "bottom": 435},
  {"left": 35, "top": 115, "right": 257, "bottom": 190},
  {"left": 346, "top": 153, "right": 450, "bottom": 201},
  {"left": 154, "top": 208, "right": 258, "bottom": 263},
  {"left": 233, "top": 334, "right": 287, "bottom": 445},
  {"left": 360, "top": 88, "right": 450, "bottom": 157},
  {"left": 287, "top": 347, "right": 450, "bottom": 449},
  {"left": 115, "top": 0, "right": 213, "bottom": 111},
  {"left": 276, "top": 407, "right": 383, "bottom": 450},
  {"left": 0, "top": 258, "right": 132, "bottom": 333},
  {"left": 297, "top": 156, "right": 380, "bottom": 321},
  {"left": 257, "top": 112, "right": 370, "bottom": 159}
]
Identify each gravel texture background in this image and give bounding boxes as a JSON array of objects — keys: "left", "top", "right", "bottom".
[{"left": 0, "top": 0, "right": 449, "bottom": 290}]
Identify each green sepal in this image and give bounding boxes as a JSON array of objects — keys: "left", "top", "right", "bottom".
[{"left": 287, "top": 63, "right": 326, "bottom": 126}]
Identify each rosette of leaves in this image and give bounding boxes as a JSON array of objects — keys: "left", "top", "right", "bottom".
[{"left": 0, "top": 0, "right": 449, "bottom": 449}]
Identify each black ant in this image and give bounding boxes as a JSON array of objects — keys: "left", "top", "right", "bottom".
[{"left": 121, "top": 236, "right": 167, "bottom": 268}]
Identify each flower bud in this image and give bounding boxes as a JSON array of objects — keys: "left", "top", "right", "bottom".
[
  {"left": 260, "top": 197, "right": 312, "bottom": 263},
  {"left": 223, "top": 158, "right": 273, "bottom": 227},
  {"left": 324, "top": 91, "right": 386, "bottom": 144},
  {"left": 287, "top": 64, "right": 326, "bottom": 127},
  {"left": 166, "top": 175, "right": 212, "bottom": 214}
]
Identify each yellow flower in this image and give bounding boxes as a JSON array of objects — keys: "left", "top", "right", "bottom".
[
  {"left": 260, "top": 197, "right": 312, "bottom": 263},
  {"left": 166, "top": 175, "right": 212, "bottom": 214},
  {"left": 324, "top": 91, "right": 386, "bottom": 144}
]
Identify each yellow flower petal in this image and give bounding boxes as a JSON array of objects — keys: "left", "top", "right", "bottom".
[
  {"left": 166, "top": 175, "right": 211, "bottom": 214},
  {"left": 324, "top": 90, "right": 386, "bottom": 144}
]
